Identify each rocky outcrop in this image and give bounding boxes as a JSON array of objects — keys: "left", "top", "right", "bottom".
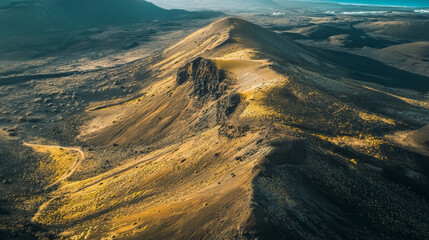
[
  {"left": 218, "top": 123, "right": 250, "bottom": 139},
  {"left": 216, "top": 93, "right": 243, "bottom": 123},
  {"left": 177, "top": 57, "right": 227, "bottom": 99}
]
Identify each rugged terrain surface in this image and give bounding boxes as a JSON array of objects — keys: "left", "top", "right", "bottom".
[
  {"left": 1, "top": 16, "right": 429, "bottom": 240},
  {"left": 0, "top": 0, "right": 221, "bottom": 60}
]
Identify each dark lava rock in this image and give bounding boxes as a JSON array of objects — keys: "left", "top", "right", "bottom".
[
  {"left": 177, "top": 57, "right": 227, "bottom": 98},
  {"left": 27, "top": 118, "right": 42, "bottom": 123},
  {"left": 17, "top": 117, "right": 27, "bottom": 123},
  {"left": 0, "top": 118, "right": 11, "bottom": 123},
  {"left": 216, "top": 93, "right": 242, "bottom": 122},
  {"left": 219, "top": 124, "right": 250, "bottom": 139},
  {"left": 8, "top": 132, "right": 18, "bottom": 137},
  {"left": 0, "top": 207, "right": 9, "bottom": 215}
]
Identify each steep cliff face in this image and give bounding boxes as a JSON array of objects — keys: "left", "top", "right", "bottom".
[
  {"left": 177, "top": 57, "right": 227, "bottom": 99},
  {"left": 175, "top": 57, "right": 245, "bottom": 135}
]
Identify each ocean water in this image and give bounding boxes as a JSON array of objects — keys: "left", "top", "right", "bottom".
[{"left": 306, "top": 0, "right": 429, "bottom": 7}]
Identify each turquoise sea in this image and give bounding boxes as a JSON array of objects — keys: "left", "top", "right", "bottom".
[{"left": 306, "top": 0, "right": 429, "bottom": 7}]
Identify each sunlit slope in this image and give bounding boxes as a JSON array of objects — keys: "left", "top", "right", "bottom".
[
  {"left": 164, "top": 17, "right": 321, "bottom": 68},
  {"left": 28, "top": 17, "right": 429, "bottom": 239},
  {"left": 83, "top": 18, "right": 318, "bottom": 146}
]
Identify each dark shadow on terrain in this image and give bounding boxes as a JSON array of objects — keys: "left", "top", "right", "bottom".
[
  {"left": 326, "top": 142, "right": 429, "bottom": 199},
  {"left": 0, "top": 0, "right": 224, "bottom": 61},
  {"left": 0, "top": 222, "right": 54, "bottom": 240},
  {"left": 0, "top": 71, "right": 83, "bottom": 86},
  {"left": 248, "top": 140, "right": 370, "bottom": 239},
  {"left": 249, "top": 139, "right": 429, "bottom": 240},
  {"left": 0, "top": 27, "right": 157, "bottom": 60},
  {"left": 315, "top": 48, "right": 429, "bottom": 93},
  {"left": 0, "top": 207, "right": 10, "bottom": 216},
  {"left": 406, "top": 125, "right": 429, "bottom": 151},
  {"left": 270, "top": 23, "right": 397, "bottom": 48}
]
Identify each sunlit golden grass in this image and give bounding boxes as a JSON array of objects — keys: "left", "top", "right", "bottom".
[
  {"left": 359, "top": 112, "right": 396, "bottom": 125},
  {"left": 31, "top": 146, "right": 79, "bottom": 184},
  {"left": 36, "top": 159, "right": 164, "bottom": 224},
  {"left": 35, "top": 129, "right": 259, "bottom": 229},
  {"left": 239, "top": 78, "right": 292, "bottom": 121},
  {"left": 363, "top": 86, "right": 429, "bottom": 109},
  {"left": 316, "top": 133, "right": 388, "bottom": 160}
]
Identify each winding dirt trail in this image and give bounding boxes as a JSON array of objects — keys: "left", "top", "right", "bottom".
[
  {"left": 23, "top": 142, "right": 85, "bottom": 190},
  {"left": 26, "top": 141, "right": 173, "bottom": 222},
  {"left": 23, "top": 142, "right": 85, "bottom": 222}
]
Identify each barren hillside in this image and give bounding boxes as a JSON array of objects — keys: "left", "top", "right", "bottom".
[{"left": 1, "top": 17, "right": 429, "bottom": 240}]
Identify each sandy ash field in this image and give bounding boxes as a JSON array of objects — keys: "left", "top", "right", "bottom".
[{"left": 0, "top": 0, "right": 429, "bottom": 239}]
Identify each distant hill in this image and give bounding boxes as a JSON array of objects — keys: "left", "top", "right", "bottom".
[
  {"left": 355, "top": 21, "right": 429, "bottom": 41},
  {"left": 284, "top": 0, "right": 429, "bottom": 7},
  {"left": 375, "top": 41, "right": 429, "bottom": 77},
  {"left": 0, "top": 0, "right": 217, "bottom": 34},
  {"left": 147, "top": 0, "right": 279, "bottom": 10},
  {"left": 0, "top": 0, "right": 222, "bottom": 59}
]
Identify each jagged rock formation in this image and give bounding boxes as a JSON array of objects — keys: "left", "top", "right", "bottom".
[
  {"left": 216, "top": 93, "right": 243, "bottom": 123},
  {"left": 177, "top": 57, "right": 227, "bottom": 99}
]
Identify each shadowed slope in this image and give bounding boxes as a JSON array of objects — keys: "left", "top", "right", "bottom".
[
  {"left": 375, "top": 41, "right": 429, "bottom": 77},
  {"left": 0, "top": 0, "right": 223, "bottom": 60},
  {"left": 0, "top": 0, "right": 188, "bottom": 33},
  {"left": 355, "top": 20, "right": 429, "bottom": 41}
]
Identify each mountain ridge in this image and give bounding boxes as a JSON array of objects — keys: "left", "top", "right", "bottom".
[{"left": 2, "top": 16, "right": 428, "bottom": 240}]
